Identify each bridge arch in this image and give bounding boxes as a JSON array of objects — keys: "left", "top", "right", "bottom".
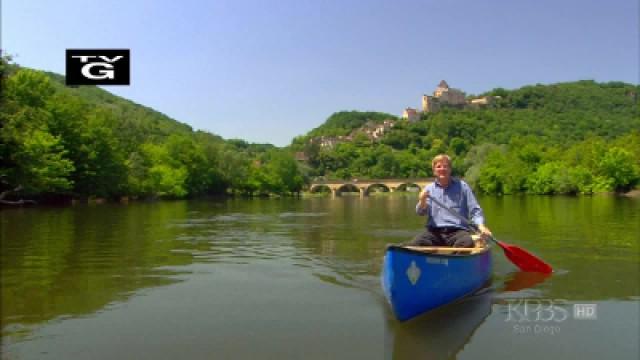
[
  {"left": 336, "top": 184, "right": 360, "bottom": 194},
  {"left": 395, "top": 183, "right": 423, "bottom": 192},
  {"left": 308, "top": 178, "right": 434, "bottom": 197},
  {"left": 365, "top": 183, "right": 391, "bottom": 194},
  {"left": 309, "top": 184, "right": 332, "bottom": 193}
]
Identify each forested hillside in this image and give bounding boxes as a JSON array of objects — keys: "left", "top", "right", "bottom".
[
  {"left": 291, "top": 81, "right": 640, "bottom": 194},
  {"left": 2, "top": 53, "right": 638, "bottom": 202},
  {"left": 0, "top": 57, "right": 304, "bottom": 203},
  {"left": 304, "top": 111, "right": 398, "bottom": 138}
]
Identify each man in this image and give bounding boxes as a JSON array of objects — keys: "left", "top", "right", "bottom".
[{"left": 410, "top": 154, "right": 492, "bottom": 248}]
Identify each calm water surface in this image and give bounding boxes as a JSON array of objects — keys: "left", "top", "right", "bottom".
[{"left": 1, "top": 195, "right": 639, "bottom": 359}]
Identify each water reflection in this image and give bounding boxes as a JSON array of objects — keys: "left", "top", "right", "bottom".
[
  {"left": 502, "top": 271, "right": 552, "bottom": 292},
  {"left": 0, "top": 202, "right": 193, "bottom": 341},
  {"left": 385, "top": 289, "right": 493, "bottom": 360}
]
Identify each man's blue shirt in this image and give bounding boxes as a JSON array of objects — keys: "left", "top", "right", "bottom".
[{"left": 416, "top": 178, "right": 485, "bottom": 229}]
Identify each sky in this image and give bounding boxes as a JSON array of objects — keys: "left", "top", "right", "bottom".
[{"left": 2, "top": 0, "right": 638, "bottom": 146}]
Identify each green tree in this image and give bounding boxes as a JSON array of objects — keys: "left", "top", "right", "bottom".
[
  {"left": 261, "top": 150, "right": 304, "bottom": 194},
  {"left": 596, "top": 147, "right": 639, "bottom": 191},
  {"left": 139, "top": 143, "right": 188, "bottom": 198},
  {"left": 0, "top": 68, "right": 74, "bottom": 196}
]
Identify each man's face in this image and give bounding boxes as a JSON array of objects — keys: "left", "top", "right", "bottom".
[{"left": 433, "top": 160, "right": 452, "bottom": 180}]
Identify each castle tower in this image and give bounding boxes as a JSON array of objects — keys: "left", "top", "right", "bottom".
[
  {"left": 422, "top": 95, "right": 429, "bottom": 112},
  {"left": 434, "top": 80, "right": 449, "bottom": 97},
  {"left": 422, "top": 95, "right": 440, "bottom": 113}
]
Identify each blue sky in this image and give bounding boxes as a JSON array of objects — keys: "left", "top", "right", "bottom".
[{"left": 3, "top": 0, "right": 638, "bottom": 146}]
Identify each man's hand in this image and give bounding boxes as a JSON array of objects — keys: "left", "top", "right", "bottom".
[
  {"left": 477, "top": 224, "right": 493, "bottom": 241},
  {"left": 418, "top": 190, "right": 429, "bottom": 209}
]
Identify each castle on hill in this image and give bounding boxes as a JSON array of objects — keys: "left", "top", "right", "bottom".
[
  {"left": 301, "top": 80, "right": 499, "bottom": 154},
  {"left": 402, "top": 80, "right": 497, "bottom": 122}
]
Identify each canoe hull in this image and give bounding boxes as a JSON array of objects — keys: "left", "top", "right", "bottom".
[{"left": 381, "top": 246, "right": 492, "bottom": 321}]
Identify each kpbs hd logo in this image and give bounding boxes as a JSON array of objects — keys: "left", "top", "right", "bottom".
[{"left": 65, "top": 49, "right": 130, "bottom": 85}]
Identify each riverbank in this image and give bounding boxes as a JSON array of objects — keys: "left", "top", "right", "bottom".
[
  {"left": 3, "top": 187, "right": 639, "bottom": 208},
  {"left": 623, "top": 189, "right": 640, "bottom": 198}
]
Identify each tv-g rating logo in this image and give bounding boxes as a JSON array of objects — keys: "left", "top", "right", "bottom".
[{"left": 66, "top": 49, "right": 130, "bottom": 85}]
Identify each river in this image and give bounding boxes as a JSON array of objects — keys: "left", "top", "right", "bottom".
[{"left": 1, "top": 195, "right": 638, "bottom": 359}]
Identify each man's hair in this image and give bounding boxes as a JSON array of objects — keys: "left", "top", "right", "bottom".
[{"left": 431, "top": 154, "right": 452, "bottom": 168}]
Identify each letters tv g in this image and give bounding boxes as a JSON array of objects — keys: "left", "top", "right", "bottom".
[{"left": 66, "top": 49, "right": 130, "bottom": 85}]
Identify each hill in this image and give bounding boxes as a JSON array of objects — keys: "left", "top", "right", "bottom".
[
  {"left": 2, "top": 55, "right": 638, "bottom": 199},
  {"left": 0, "top": 58, "right": 303, "bottom": 202},
  {"left": 292, "top": 81, "right": 640, "bottom": 194},
  {"left": 304, "top": 110, "right": 398, "bottom": 138},
  {"left": 40, "top": 70, "right": 196, "bottom": 152}
]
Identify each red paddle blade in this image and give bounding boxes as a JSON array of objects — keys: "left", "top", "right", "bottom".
[{"left": 497, "top": 241, "right": 553, "bottom": 274}]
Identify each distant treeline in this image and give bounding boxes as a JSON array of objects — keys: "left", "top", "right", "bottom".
[
  {"left": 291, "top": 81, "right": 640, "bottom": 194},
  {"left": 0, "top": 57, "right": 305, "bottom": 203},
  {"left": 2, "top": 54, "right": 639, "bottom": 202}
]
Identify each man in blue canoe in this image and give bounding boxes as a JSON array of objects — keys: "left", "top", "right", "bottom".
[{"left": 410, "top": 154, "right": 492, "bottom": 248}]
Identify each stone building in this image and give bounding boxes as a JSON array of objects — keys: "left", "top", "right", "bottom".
[
  {"left": 313, "top": 135, "right": 352, "bottom": 149},
  {"left": 294, "top": 152, "right": 308, "bottom": 162},
  {"left": 422, "top": 80, "right": 467, "bottom": 113},
  {"left": 357, "top": 120, "right": 396, "bottom": 140},
  {"left": 468, "top": 95, "right": 500, "bottom": 107},
  {"left": 421, "top": 96, "right": 440, "bottom": 113},
  {"left": 401, "top": 108, "right": 420, "bottom": 122}
]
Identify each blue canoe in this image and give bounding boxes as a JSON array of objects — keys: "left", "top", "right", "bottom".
[{"left": 381, "top": 244, "right": 492, "bottom": 321}]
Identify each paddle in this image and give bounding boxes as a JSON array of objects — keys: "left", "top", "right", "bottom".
[{"left": 426, "top": 195, "right": 553, "bottom": 274}]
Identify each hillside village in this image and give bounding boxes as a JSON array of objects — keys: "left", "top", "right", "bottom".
[{"left": 306, "top": 81, "right": 499, "bottom": 152}]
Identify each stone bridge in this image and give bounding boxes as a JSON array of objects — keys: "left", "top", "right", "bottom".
[{"left": 309, "top": 178, "right": 434, "bottom": 197}]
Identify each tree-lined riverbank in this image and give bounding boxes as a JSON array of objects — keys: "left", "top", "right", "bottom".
[
  {"left": 2, "top": 56, "right": 638, "bottom": 204},
  {"left": 0, "top": 58, "right": 305, "bottom": 203}
]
